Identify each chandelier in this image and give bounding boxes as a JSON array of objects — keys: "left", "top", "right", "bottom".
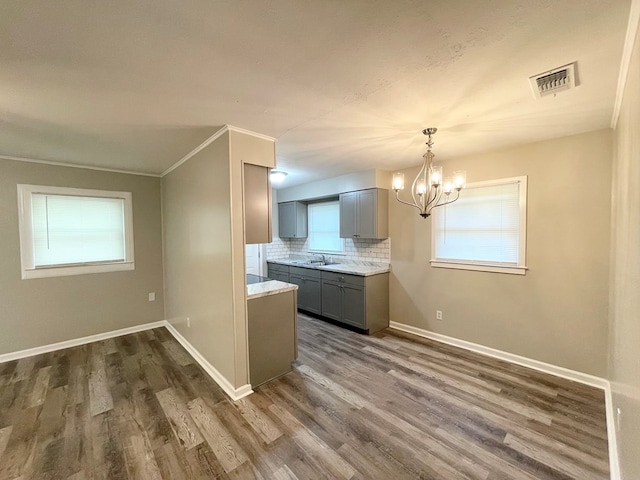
[{"left": 392, "top": 128, "right": 466, "bottom": 218}]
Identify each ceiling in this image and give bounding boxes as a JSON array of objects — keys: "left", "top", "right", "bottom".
[{"left": 0, "top": 0, "right": 631, "bottom": 187}]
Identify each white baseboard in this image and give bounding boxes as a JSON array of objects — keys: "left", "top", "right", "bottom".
[
  {"left": 389, "top": 321, "right": 608, "bottom": 388},
  {"left": 0, "top": 320, "right": 168, "bottom": 363},
  {"left": 0, "top": 319, "right": 253, "bottom": 402},
  {"left": 163, "top": 322, "right": 253, "bottom": 401},
  {"left": 389, "top": 321, "right": 620, "bottom": 480},
  {"left": 604, "top": 386, "right": 621, "bottom": 480}
]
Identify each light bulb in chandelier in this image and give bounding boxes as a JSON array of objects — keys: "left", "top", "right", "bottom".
[
  {"left": 392, "top": 172, "right": 405, "bottom": 191},
  {"left": 430, "top": 166, "right": 443, "bottom": 186},
  {"left": 443, "top": 177, "right": 453, "bottom": 195},
  {"left": 453, "top": 171, "right": 466, "bottom": 190}
]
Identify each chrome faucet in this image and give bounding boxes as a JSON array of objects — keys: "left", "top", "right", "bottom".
[{"left": 312, "top": 253, "right": 326, "bottom": 264}]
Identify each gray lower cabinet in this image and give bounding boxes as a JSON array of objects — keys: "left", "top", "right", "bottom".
[
  {"left": 288, "top": 266, "right": 321, "bottom": 315},
  {"left": 321, "top": 271, "right": 388, "bottom": 333},
  {"left": 268, "top": 263, "right": 290, "bottom": 283},
  {"left": 267, "top": 262, "right": 389, "bottom": 334}
]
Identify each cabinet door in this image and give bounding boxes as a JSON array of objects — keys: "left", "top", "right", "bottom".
[
  {"left": 278, "top": 202, "right": 296, "bottom": 238},
  {"left": 303, "top": 276, "right": 322, "bottom": 315},
  {"left": 341, "top": 284, "right": 366, "bottom": 328},
  {"left": 295, "top": 202, "right": 308, "bottom": 238},
  {"left": 272, "top": 271, "right": 289, "bottom": 283},
  {"left": 321, "top": 281, "right": 342, "bottom": 321},
  {"left": 356, "top": 189, "right": 377, "bottom": 239},
  {"left": 339, "top": 192, "right": 357, "bottom": 238},
  {"left": 244, "top": 164, "right": 272, "bottom": 244}
]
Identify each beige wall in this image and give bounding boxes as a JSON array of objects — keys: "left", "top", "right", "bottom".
[
  {"left": 162, "top": 128, "right": 275, "bottom": 391},
  {"left": 162, "top": 132, "right": 238, "bottom": 384},
  {"left": 0, "top": 160, "right": 164, "bottom": 355},
  {"left": 390, "top": 129, "right": 612, "bottom": 377},
  {"left": 609, "top": 19, "right": 640, "bottom": 480}
]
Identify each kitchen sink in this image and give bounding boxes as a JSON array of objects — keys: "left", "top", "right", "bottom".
[{"left": 290, "top": 260, "right": 340, "bottom": 267}]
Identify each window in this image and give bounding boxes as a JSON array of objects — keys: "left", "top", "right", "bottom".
[
  {"left": 307, "top": 200, "right": 345, "bottom": 254},
  {"left": 431, "top": 176, "right": 527, "bottom": 275},
  {"left": 17, "top": 184, "right": 135, "bottom": 279}
]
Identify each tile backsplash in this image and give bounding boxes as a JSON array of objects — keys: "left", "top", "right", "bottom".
[{"left": 267, "top": 236, "right": 390, "bottom": 263}]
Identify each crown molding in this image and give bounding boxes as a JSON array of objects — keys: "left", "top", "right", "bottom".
[
  {"left": 161, "top": 125, "right": 276, "bottom": 177},
  {"left": 0, "top": 154, "right": 161, "bottom": 177},
  {"left": 611, "top": 0, "right": 640, "bottom": 129},
  {"left": 161, "top": 125, "right": 229, "bottom": 177},
  {"left": 226, "top": 125, "right": 276, "bottom": 142}
]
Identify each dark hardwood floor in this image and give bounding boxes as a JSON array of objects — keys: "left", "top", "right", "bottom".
[{"left": 0, "top": 314, "right": 610, "bottom": 479}]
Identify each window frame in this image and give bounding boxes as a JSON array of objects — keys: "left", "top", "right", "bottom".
[
  {"left": 17, "top": 184, "right": 135, "bottom": 279},
  {"left": 306, "top": 199, "right": 345, "bottom": 255},
  {"left": 430, "top": 176, "right": 528, "bottom": 275}
]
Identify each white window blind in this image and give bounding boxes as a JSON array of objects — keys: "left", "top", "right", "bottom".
[
  {"left": 17, "top": 185, "right": 135, "bottom": 279},
  {"left": 31, "top": 194, "right": 126, "bottom": 267},
  {"left": 308, "top": 201, "right": 344, "bottom": 253},
  {"left": 432, "top": 176, "right": 527, "bottom": 274}
]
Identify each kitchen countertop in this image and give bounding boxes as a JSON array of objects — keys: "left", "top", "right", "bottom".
[
  {"left": 247, "top": 279, "right": 298, "bottom": 300},
  {"left": 267, "top": 258, "right": 390, "bottom": 276}
]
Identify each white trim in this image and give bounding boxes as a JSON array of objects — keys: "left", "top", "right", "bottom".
[
  {"left": 0, "top": 319, "right": 254, "bottom": 402},
  {"left": 0, "top": 126, "right": 275, "bottom": 179},
  {"left": 164, "top": 322, "right": 253, "bottom": 401},
  {"left": 431, "top": 176, "right": 528, "bottom": 273},
  {"left": 0, "top": 321, "right": 167, "bottom": 363},
  {"left": 161, "top": 125, "right": 276, "bottom": 177},
  {"left": 430, "top": 261, "right": 527, "bottom": 275},
  {"left": 22, "top": 262, "right": 135, "bottom": 280},
  {"left": 388, "top": 323, "right": 622, "bottom": 479},
  {"left": 17, "top": 184, "right": 135, "bottom": 280},
  {"left": 612, "top": 0, "right": 640, "bottom": 129},
  {"left": 161, "top": 126, "right": 229, "bottom": 177},
  {"left": 604, "top": 385, "right": 622, "bottom": 480},
  {"left": 0, "top": 154, "right": 160, "bottom": 177},
  {"left": 226, "top": 125, "right": 276, "bottom": 142},
  {"left": 388, "top": 321, "right": 608, "bottom": 389}
]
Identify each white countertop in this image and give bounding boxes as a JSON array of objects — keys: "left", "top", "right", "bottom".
[
  {"left": 267, "top": 258, "right": 390, "bottom": 276},
  {"left": 247, "top": 279, "right": 298, "bottom": 300}
]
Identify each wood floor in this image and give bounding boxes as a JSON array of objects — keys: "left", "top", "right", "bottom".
[{"left": 0, "top": 315, "right": 610, "bottom": 479}]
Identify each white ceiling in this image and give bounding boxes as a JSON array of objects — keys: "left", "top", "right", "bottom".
[{"left": 0, "top": 0, "right": 631, "bottom": 186}]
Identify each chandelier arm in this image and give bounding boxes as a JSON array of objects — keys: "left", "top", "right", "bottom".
[
  {"left": 426, "top": 185, "right": 441, "bottom": 208},
  {"left": 425, "top": 186, "right": 442, "bottom": 215},
  {"left": 435, "top": 190, "right": 461, "bottom": 208},
  {"left": 395, "top": 191, "right": 424, "bottom": 212},
  {"left": 410, "top": 160, "right": 428, "bottom": 211}
]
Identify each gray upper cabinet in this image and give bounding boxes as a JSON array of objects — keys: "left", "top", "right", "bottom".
[
  {"left": 244, "top": 164, "right": 272, "bottom": 244},
  {"left": 278, "top": 201, "right": 308, "bottom": 238},
  {"left": 339, "top": 188, "right": 389, "bottom": 239}
]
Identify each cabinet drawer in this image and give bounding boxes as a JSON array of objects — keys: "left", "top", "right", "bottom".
[
  {"left": 321, "top": 270, "right": 365, "bottom": 287},
  {"left": 289, "top": 266, "right": 322, "bottom": 279},
  {"left": 267, "top": 263, "right": 289, "bottom": 274}
]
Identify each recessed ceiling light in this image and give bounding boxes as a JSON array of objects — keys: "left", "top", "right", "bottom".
[{"left": 270, "top": 170, "right": 288, "bottom": 183}]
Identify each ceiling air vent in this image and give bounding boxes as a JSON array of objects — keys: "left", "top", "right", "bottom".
[{"left": 529, "top": 62, "right": 577, "bottom": 99}]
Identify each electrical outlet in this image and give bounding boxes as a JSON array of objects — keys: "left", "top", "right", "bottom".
[
  {"left": 436, "top": 310, "right": 443, "bottom": 320},
  {"left": 148, "top": 292, "right": 155, "bottom": 302},
  {"left": 187, "top": 317, "right": 191, "bottom": 328}
]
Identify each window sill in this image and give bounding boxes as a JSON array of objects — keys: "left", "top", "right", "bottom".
[
  {"left": 430, "top": 261, "right": 527, "bottom": 276},
  {"left": 22, "top": 262, "right": 135, "bottom": 280}
]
